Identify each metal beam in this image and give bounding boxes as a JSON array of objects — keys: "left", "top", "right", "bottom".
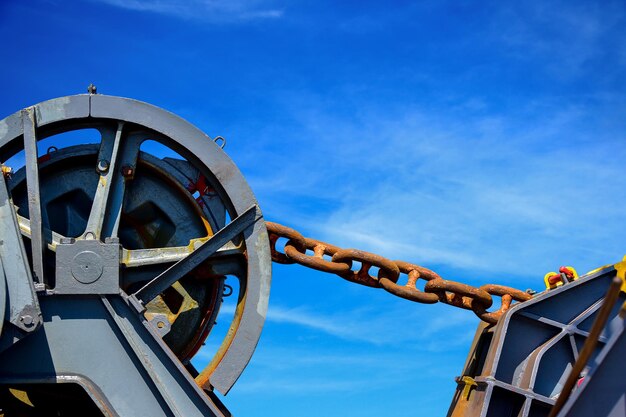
[
  {"left": 22, "top": 107, "right": 45, "bottom": 284},
  {"left": 133, "top": 204, "right": 260, "bottom": 306},
  {"left": 0, "top": 164, "right": 41, "bottom": 336}
]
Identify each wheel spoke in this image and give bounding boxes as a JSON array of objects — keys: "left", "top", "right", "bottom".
[
  {"left": 84, "top": 123, "right": 142, "bottom": 240},
  {"left": 133, "top": 205, "right": 261, "bottom": 305},
  {"left": 123, "top": 240, "right": 242, "bottom": 268},
  {"left": 17, "top": 213, "right": 66, "bottom": 252},
  {"left": 22, "top": 107, "right": 45, "bottom": 283}
]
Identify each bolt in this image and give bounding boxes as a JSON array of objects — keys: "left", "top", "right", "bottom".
[
  {"left": 87, "top": 84, "right": 97, "bottom": 94},
  {"left": 157, "top": 321, "right": 165, "bottom": 329},
  {"left": 20, "top": 315, "right": 34, "bottom": 327},
  {"left": 121, "top": 165, "right": 134, "bottom": 178},
  {"left": 97, "top": 159, "right": 110, "bottom": 173},
  {"left": 1, "top": 165, "right": 12, "bottom": 179}
]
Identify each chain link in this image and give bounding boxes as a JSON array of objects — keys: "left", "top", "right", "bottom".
[{"left": 266, "top": 222, "right": 532, "bottom": 324}]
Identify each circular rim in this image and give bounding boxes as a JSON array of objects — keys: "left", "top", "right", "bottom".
[
  {"left": 0, "top": 94, "right": 271, "bottom": 394},
  {"left": 0, "top": 262, "right": 5, "bottom": 339}
]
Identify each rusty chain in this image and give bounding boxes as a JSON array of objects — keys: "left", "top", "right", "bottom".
[{"left": 266, "top": 222, "right": 532, "bottom": 324}]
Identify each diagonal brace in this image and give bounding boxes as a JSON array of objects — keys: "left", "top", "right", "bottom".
[
  {"left": 0, "top": 165, "right": 42, "bottom": 335},
  {"left": 132, "top": 205, "right": 261, "bottom": 308}
]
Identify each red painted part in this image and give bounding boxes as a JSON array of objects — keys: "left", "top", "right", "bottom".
[
  {"left": 548, "top": 273, "right": 562, "bottom": 285},
  {"left": 559, "top": 266, "right": 575, "bottom": 280}
]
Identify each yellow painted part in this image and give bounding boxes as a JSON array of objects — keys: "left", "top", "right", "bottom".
[
  {"left": 9, "top": 388, "right": 34, "bottom": 407},
  {"left": 144, "top": 281, "right": 199, "bottom": 325},
  {"left": 460, "top": 376, "right": 477, "bottom": 399},
  {"left": 615, "top": 255, "right": 626, "bottom": 293},
  {"left": 585, "top": 264, "right": 614, "bottom": 276},
  {"left": 544, "top": 266, "right": 579, "bottom": 290},
  {"left": 201, "top": 216, "right": 212, "bottom": 236},
  {"left": 546, "top": 256, "right": 626, "bottom": 294},
  {"left": 544, "top": 272, "right": 560, "bottom": 290},
  {"left": 1, "top": 165, "right": 12, "bottom": 176}
]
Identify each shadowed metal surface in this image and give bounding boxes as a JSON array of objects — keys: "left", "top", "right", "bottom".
[
  {"left": 0, "top": 92, "right": 272, "bottom": 415},
  {"left": 447, "top": 266, "right": 625, "bottom": 417}
]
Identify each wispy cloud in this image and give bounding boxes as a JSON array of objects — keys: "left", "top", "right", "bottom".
[
  {"left": 492, "top": 1, "right": 626, "bottom": 77},
  {"left": 210, "top": 302, "right": 476, "bottom": 347},
  {"left": 88, "top": 0, "right": 284, "bottom": 22},
  {"left": 247, "top": 88, "right": 626, "bottom": 284}
]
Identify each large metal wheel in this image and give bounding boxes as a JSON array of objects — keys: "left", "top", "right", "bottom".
[{"left": 0, "top": 93, "right": 271, "bottom": 395}]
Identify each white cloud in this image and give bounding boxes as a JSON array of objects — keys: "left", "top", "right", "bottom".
[
  {"left": 202, "top": 302, "right": 476, "bottom": 347},
  {"left": 249, "top": 90, "right": 626, "bottom": 284},
  {"left": 89, "top": 0, "right": 284, "bottom": 22},
  {"left": 267, "top": 304, "right": 475, "bottom": 346}
]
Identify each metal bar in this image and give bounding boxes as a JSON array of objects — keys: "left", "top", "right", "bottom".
[
  {"left": 17, "top": 213, "right": 65, "bottom": 251},
  {"left": 0, "top": 166, "right": 41, "bottom": 334},
  {"left": 105, "top": 133, "right": 144, "bottom": 238},
  {"left": 0, "top": 256, "right": 6, "bottom": 338},
  {"left": 134, "top": 204, "right": 260, "bottom": 305},
  {"left": 84, "top": 122, "right": 124, "bottom": 239},
  {"left": 123, "top": 242, "right": 240, "bottom": 267},
  {"left": 101, "top": 296, "right": 227, "bottom": 417},
  {"left": 22, "top": 107, "right": 45, "bottom": 283},
  {"left": 548, "top": 275, "right": 623, "bottom": 417}
]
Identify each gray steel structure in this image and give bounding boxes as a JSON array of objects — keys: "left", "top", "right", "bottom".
[
  {"left": 447, "top": 266, "right": 626, "bottom": 417},
  {"left": 0, "top": 93, "right": 271, "bottom": 416},
  {"left": 0, "top": 92, "right": 623, "bottom": 416}
]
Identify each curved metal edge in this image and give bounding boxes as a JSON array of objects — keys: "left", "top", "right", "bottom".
[
  {"left": 0, "top": 95, "right": 90, "bottom": 160},
  {"left": 0, "top": 94, "right": 271, "bottom": 395},
  {"left": 0, "top": 257, "right": 6, "bottom": 338},
  {"left": 90, "top": 94, "right": 272, "bottom": 394}
]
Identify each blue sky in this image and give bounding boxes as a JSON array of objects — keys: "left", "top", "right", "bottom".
[{"left": 1, "top": 1, "right": 626, "bottom": 416}]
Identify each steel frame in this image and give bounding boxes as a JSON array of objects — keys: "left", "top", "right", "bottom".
[{"left": 0, "top": 93, "right": 272, "bottom": 415}]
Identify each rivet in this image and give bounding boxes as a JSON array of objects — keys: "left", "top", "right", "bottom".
[{"left": 97, "top": 159, "right": 110, "bottom": 173}]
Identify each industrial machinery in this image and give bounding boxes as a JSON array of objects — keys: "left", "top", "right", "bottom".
[{"left": 0, "top": 90, "right": 623, "bottom": 416}]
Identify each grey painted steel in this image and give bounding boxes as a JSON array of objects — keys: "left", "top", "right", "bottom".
[
  {"left": 0, "top": 93, "right": 271, "bottom": 395},
  {"left": 0, "top": 169, "right": 42, "bottom": 337},
  {"left": 163, "top": 157, "right": 227, "bottom": 231},
  {"left": 83, "top": 122, "right": 125, "bottom": 240},
  {"left": 22, "top": 107, "right": 46, "bottom": 284},
  {"left": 134, "top": 204, "right": 260, "bottom": 305},
  {"left": 0, "top": 257, "right": 6, "bottom": 338},
  {"left": 55, "top": 239, "right": 121, "bottom": 294},
  {"left": 92, "top": 128, "right": 143, "bottom": 240},
  {"left": 0, "top": 296, "right": 225, "bottom": 417},
  {"left": 557, "top": 311, "right": 626, "bottom": 417},
  {"left": 448, "top": 267, "right": 625, "bottom": 417},
  {"left": 9, "top": 142, "right": 229, "bottom": 357},
  {"left": 90, "top": 94, "right": 271, "bottom": 393}
]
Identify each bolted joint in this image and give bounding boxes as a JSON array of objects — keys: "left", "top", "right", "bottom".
[
  {"left": 97, "top": 159, "right": 110, "bottom": 173},
  {"left": 15, "top": 305, "right": 42, "bottom": 332},
  {"left": 1, "top": 165, "right": 13, "bottom": 179},
  {"left": 19, "top": 314, "right": 34, "bottom": 326}
]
